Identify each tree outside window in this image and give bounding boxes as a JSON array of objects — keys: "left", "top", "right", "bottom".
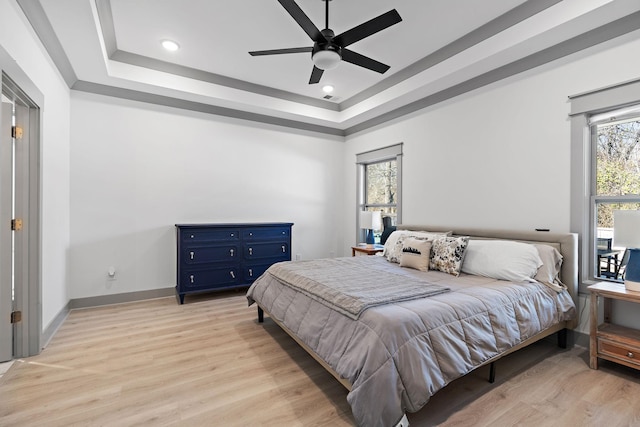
[{"left": 594, "top": 117, "right": 640, "bottom": 281}]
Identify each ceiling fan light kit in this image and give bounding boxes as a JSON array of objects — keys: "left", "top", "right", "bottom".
[
  {"left": 312, "top": 49, "right": 340, "bottom": 70},
  {"left": 249, "top": 0, "right": 402, "bottom": 84}
]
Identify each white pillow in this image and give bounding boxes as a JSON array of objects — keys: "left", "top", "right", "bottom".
[
  {"left": 533, "top": 244, "right": 565, "bottom": 292},
  {"left": 461, "top": 240, "right": 543, "bottom": 283}
]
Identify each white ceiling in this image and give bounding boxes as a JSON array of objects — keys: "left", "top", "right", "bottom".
[{"left": 18, "top": 0, "right": 640, "bottom": 135}]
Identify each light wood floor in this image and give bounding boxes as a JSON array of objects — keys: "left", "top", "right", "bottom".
[{"left": 1, "top": 291, "right": 640, "bottom": 426}]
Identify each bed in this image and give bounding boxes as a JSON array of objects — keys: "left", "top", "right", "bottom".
[{"left": 246, "top": 225, "right": 578, "bottom": 427}]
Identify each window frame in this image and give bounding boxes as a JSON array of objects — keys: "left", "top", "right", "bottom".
[
  {"left": 570, "top": 78, "right": 640, "bottom": 293},
  {"left": 356, "top": 143, "right": 403, "bottom": 244}
]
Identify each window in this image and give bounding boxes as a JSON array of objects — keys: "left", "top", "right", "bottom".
[
  {"left": 570, "top": 78, "right": 640, "bottom": 290},
  {"left": 356, "top": 144, "right": 402, "bottom": 244},
  {"left": 591, "top": 111, "right": 640, "bottom": 283}
]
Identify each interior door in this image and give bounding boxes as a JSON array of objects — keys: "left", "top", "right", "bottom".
[{"left": 0, "top": 99, "right": 13, "bottom": 362}]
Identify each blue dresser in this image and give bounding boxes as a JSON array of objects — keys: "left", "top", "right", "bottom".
[{"left": 175, "top": 222, "right": 293, "bottom": 304}]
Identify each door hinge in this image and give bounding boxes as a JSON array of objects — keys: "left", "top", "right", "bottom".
[
  {"left": 11, "top": 126, "right": 23, "bottom": 139},
  {"left": 11, "top": 218, "right": 22, "bottom": 231},
  {"left": 11, "top": 311, "right": 22, "bottom": 323}
]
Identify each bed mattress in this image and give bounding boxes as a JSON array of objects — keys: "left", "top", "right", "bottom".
[{"left": 247, "top": 255, "right": 576, "bottom": 427}]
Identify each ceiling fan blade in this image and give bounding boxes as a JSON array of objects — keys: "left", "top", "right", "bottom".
[
  {"left": 277, "top": 0, "right": 324, "bottom": 42},
  {"left": 333, "top": 10, "right": 402, "bottom": 48},
  {"left": 341, "top": 49, "right": 390, "bottom": 74},
  {"left": 249, "top": 47, "right": 312, "bottom": 56},
  {"left": 309, "top": 66, "right": 324, "bottom": 84}
]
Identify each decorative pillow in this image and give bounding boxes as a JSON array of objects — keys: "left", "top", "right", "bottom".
[
  {"left": 461, "top": 240, "right": 543, "bottom": 283},
  {"left": 399, "top": 238, "right": 432, "bottom": 271},
  {"left": 430, "top": 236, "right": 470, "bottom": 276},
  {"left": 384, "top": 230, "right": 452, "bottom": 263},
  {"left": 382, "top": 230, "right": 410, "bottom": 262},
  {"left": 533, "top": 244, "right": 565, "bottom": 292}
]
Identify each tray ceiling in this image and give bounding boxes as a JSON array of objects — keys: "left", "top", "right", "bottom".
[{"left": 17, "top": 0, "right": 640, "bottom": 135}]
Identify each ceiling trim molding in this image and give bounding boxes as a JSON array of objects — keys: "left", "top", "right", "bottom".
[
  {"left": 94, "top": 0, "right": 116, "bottom": 56},
  {"left": 16, "top": 0, "right": 78, "bottom": 87},
  {"left": 341, "top": 0, "right": 563, "bottom": 110},
  {"left": 344, "top": 11, "right": 640, "bottom": 136},
  {"left": 110, "top": 50, "right": 341, "bottom": 112},
  {"left": 71, "top": 80, "right": 347, "bottom": 137},
  {"left": 98, "top": 0, "right": 562, "bottom": 113}
]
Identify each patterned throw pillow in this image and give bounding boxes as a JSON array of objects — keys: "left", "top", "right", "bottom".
[
  {"left": 399, "top": 238, "right": 432, "bottom": 271},
  {"left": 430, "top": 236, "right": 470, "bottom": 276},
  {"left": 384, "top": 230, "right": 452, "bottom": 263}
]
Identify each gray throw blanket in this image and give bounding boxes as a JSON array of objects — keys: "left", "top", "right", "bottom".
[{"left": 266, "top": 257, "right": 450, "bottom": 319}]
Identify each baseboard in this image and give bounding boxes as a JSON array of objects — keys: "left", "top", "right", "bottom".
[
  {"left": 70, "top": 287, "right": 175, "bottom": 309},
  {"left": 42, "top": 300, "right": 71, "bottom": 349}
]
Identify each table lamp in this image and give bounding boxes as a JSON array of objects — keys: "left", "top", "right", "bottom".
[
  {"left": 613, "top": 210, "right": 640, "bottom": 291},
  {"left": 360, "top": 211, "right": 382, "bottom": 245}
]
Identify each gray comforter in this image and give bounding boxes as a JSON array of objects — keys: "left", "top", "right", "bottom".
[{"left": 246, "top": 256, "right": 576, "bottom": 427}]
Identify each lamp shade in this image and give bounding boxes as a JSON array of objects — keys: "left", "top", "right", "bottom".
[
  {"left": 360, "top": 210, "right": 373, "bottom": 229},
  {"left": 613, "top": 210, "right": 640, "bottom": 248},
  {"left": 371, "top": 211, "right": 382, "bottom": 231}
]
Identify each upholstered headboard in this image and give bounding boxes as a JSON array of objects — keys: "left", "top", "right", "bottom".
[{"left": 397, "top": 224, "right": 579, "bottom": 327}]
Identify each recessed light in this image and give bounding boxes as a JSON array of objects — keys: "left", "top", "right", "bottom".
[
  {"left": 322, "top": 85, "right": 334, "bottom": 94},
  {"left": 161, "top": 40, "right": 180, "bottom": 51}
]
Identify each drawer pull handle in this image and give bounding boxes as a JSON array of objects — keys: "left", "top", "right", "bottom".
[
  {"left": 230, "top": 249, "right": 234, "bottom": 257},
  {"left": 190, "top": 275, "right": 194, "bottom": 284},
  {"left": 628, "top": 351, "right": 635, "bottom": 358},
  {"left": 230, "top": 271, "right": 235, "bottom": 279},
  {"left": 190, "top": 251, "right": 194, "bottom": 260},
  {"left": 282, "top": 245, "right": 286, "bottom": 253},
  {"left": 231, "top": 233, "right": 234, "bottom": 237},
  {"left": 190, "top": 234, "right": 194, "bottom": 239},
  {"left": 249, "top": 268, "right": 253, "bottom": 277},
  {"left": 249, "top": 247, "right": 253, "bottom": 256}
]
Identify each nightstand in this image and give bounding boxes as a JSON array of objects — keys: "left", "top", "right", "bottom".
[
  {"left": 351, "top": 244, "right": 384, "bottom": 257},
  {"left": 589, "top": 281, "right": 640, "bottom": 371}
]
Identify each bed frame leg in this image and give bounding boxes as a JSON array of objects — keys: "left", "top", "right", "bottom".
[
  {"left": 489, "top": 362, "right": 496, "bottom": 383},
  {"left": 257, "top": 306, "right": 264, "bottom": 323},
  {"left": 557, "top": 328, "right": 567, "bottom": 349}
]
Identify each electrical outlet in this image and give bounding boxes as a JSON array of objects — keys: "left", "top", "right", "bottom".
[{"left": 295, "top": 254, "right": 301, "bottom": 261}]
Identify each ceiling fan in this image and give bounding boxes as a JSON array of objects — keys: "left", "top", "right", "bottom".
[{"left": 249, "top": 0, "right": 402, "bottom": 84}]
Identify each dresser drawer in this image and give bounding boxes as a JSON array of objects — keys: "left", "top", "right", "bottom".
[
  {"left": 598, "top": 338, "right": 640, "bottom": 367},
  {"left": 243, "top": 263, "right": 275, "bottom": 283},
  {"left": 182, "top": 245, "right": 240, "bottom": 264},
  {"left": 179, "top": 266, "right": 240, "bottom": 290},
  {"left": 244, "top": 242, "right": 289, "bottom": 260},
  {"left": 242, "top": 227, "right": 291, "bottom": 241},
  {"left": 181, "top": 228, "right": 240, "bottom": 243}
]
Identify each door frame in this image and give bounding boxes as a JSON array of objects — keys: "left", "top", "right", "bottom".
[{"left": 1, "top": 46, "right": 43, "bottom": 359}]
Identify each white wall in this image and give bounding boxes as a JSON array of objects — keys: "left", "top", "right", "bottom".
[
  {"left": 344, "top": 32, "right": 640, "bottom": 335},
  {"left": 0, "top": 0, "right": 71, "bottom": 331},
  {"left": 69, "top": 92, "right": 344, "bottom": 299}
]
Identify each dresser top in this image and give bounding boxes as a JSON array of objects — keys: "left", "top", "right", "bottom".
[{"left": 175, "top": 222, "right": 293, "bottom": 228}]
